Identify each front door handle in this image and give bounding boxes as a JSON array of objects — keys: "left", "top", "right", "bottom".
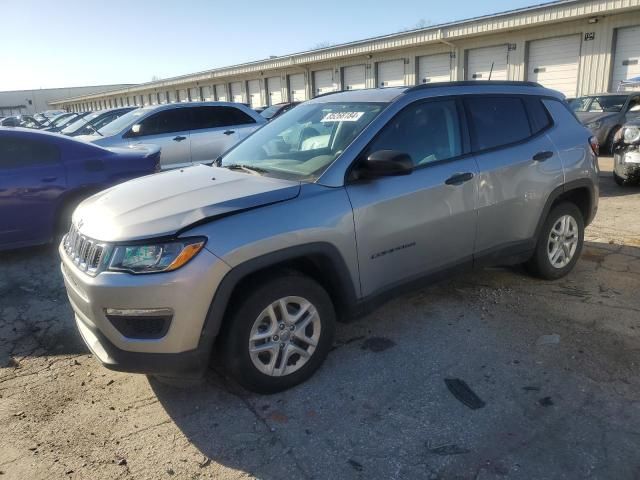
[
  {"left": 533, "top": 151, "right": 554, "bottom": 162},
  {"left": 173, "top": 135, "right": 187, "bottom": 142},
  {"left": 445, "top": 172, "right": 474, "bottom": 186},
  {"left": 223, "top": 130, "right": 235, "bottom": 136},
  {"left": 41, "top": 176, "right": 58, "bottom": 183}
]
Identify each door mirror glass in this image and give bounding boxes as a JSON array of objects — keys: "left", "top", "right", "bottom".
[{"left": 355, "top": 150, "right": 413, "bottom": 179}]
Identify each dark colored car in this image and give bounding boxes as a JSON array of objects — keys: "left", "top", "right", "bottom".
[
  {"left": 259, "top": 102, "right": 300, "bottom": 121},
  {"left": 0, "top": 115, "right": 43, "bottom": 128},
  {"left": 40, "top": 112, "right": 77, "bottom": 129},
  {"left": 0, "top": 127, "right": 161, "bottom": 251},
  {"left": 61, "top": 107, "right": 137, "bottom": 137},
  {"left": 569, "top": 93, "right": 640, "bottom": 152}
]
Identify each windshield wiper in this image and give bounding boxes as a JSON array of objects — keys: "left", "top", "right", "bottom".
[{"left": 224, "top": 164, "right": 267, "bottom": 175}]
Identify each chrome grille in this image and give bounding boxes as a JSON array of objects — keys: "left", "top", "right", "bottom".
[{"left": 63, "top": 224, "right": 108, "bottom": 275}]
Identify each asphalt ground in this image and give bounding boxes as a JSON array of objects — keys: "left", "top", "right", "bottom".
[{"left": 1, "top": 157, "right": 639, "bottom": 479}]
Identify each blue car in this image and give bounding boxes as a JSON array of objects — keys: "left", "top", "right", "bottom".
[{"left": 0, "top": 127, "right": 161, "bottom": 251}]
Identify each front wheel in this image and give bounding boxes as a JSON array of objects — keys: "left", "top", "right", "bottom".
[
  {"left": 526, "top": 202, "right": 584, "bottom": 280},
  {"left": 221, "top": 273, "right": 335, "bottom": 394}
]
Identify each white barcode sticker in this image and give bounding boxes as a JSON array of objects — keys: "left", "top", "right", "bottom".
[{"left": 321, "top": 111, "right": 364, "bottom": 122}]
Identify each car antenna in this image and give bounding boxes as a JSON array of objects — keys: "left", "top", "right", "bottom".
[{"left": 488, "top": 62, "right": 494, "bottom": 81}]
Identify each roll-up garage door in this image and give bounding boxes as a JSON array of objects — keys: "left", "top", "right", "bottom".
[
  {"left": 215, "top": 84, "right": 228, "bottom": 102},
  {"left": 527, "top": 35, "right": 581, "bottom": 97},
  {"left": 343, "top": 65, "right": 366, "bottom": 90},
  {"left": 612, "top": 26, "right": 640, "bottom": 91},
  {"left": 267, "top": 76, "right": 283, "bottom": 105},
  {"left": 377, "top": 59, "right": 405, "bottom": 87},
  {"left": 289, "top": 73, "right": 307, "bottom": 101},
  {"left": 230, "top": 82, "right": 243, "bottom": 103},
  {"left": 169, "top": 91, "right": 177, "bottom": 103},
  {"left": 467, "top": 45, "right": 508, "bottom": 81},
  {"left": 313, "top": 70, "right": 334, "bottom": 96},
  {"left": 247, "top": 79, "right": 262, "bottom": 108},
  {"left": 189, "top": 87, "right": 200, "bottom": 101},
  {"left": 417, "top": 53, "right": 451, "bottom": 84}
]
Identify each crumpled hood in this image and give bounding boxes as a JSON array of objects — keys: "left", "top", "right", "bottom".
[
  {"left": 73, "top": 164, "right": 300, "bottom": 242},
  {"left": 575, "top": 111, "right": 617, "bottom": 125}
]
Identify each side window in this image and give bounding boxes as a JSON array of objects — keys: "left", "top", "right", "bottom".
[
  {"left": 465, "top": 96, "right": 531, "bottom": 151},
  {"left": 217, "top": 107, "right": 256, "bottom": 127},
  {"left": 137, "top": 109, "right": 189, "bottom": 136},
  {"left": 0, "top": 137, "right": 60, "bottom": 169},
  {"left": 524, "top": 97, "right": 552, "bottom": 134},
  {"left": 366, "top": 100, "right": 462, "bottom": 166},
  {"left": 190, "top": 106, "right": 222, "bottom": 130},
  {"left": 189, "top": 106, "right": 256, "bottom": 130}
]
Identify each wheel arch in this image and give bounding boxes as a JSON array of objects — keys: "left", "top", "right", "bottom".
[
  {"left": 198, "top": 243, "right": 358, "bottom": 356},
  {"left": 534, "top": 179, "right": 596, "bottom": 241}
]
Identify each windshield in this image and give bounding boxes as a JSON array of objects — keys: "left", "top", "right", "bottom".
[
  {"left": 221, "top": 102, "right": 386, "bottom": 181},
  {"left": 569, "top": 95, "right": 628, "bottom": 112},
  {"left": 260, "top": 105, "right": 282, "bottom": 119},
  {"left": 61, "top": 112, "right": 100, "bottom": 133},
  {"left": 97, "top": 107, "right": 145, "bottom": 136}
]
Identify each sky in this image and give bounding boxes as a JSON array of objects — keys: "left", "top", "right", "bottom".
[{"left": 3, "top": 0, "right": 541, "bottom": 91}]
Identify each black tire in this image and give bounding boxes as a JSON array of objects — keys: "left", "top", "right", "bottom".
[
  {"left": 221, "top": 272, "right": 336, "bottom": 394},
  {"left": 526, "top": 202, "right": 584, "bottom": 280},
  {"left": 613, "top": 171, "right": 626, "bottom": 186},
  {"left": 606, "top": 126, "right": 621, "bottom": 154}
]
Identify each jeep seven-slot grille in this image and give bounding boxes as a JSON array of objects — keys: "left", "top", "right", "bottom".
[{"left": 63, "top": 224, "right": 107, "bottom": 274}]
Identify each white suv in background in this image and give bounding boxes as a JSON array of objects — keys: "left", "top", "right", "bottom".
[{"left": 77, "top": 102, "right": 266, "bottom": 169}]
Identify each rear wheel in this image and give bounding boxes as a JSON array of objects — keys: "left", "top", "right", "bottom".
[
  {"left": 221, "top": 273, "right": 335, "bottom": 394},
  {"left": 606, "top": 126, "right": 621, "bottom": 154},
  {"left": 526, "top": 202, "right": 584, "bottom": 280}
]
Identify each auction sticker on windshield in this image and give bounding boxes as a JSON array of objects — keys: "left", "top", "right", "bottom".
[{"left": 321, "top": 112, "right": 364, "bottom": 122}]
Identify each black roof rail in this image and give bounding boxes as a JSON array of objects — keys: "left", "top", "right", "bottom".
[{"left": 405, "top": 81, "right": 543, "bottom": 93}]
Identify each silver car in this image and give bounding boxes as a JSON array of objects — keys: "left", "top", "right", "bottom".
[
  {"left": 76, "top": 102, "right": 265, "bottom": 169},
  {"left": 569, "top": 93, "right": 640, "bottom": 152},
  {"left": 60, "top": 82, "right": 599, "bottom": 393}
]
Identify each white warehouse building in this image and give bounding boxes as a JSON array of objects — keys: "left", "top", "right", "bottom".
[{"left": 51, "top": 0, "right": 640, "bottom": 113}]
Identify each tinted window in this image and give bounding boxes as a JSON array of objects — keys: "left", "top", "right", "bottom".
[
  {"left": 525, "top": 97, "right": 552, "bottom": 134},
  {"left": 217, "top": 106, "right": 255, "bottom": 127},
  {"left": 138, "top": 109, "right": 190, "bottom": 136},
  {"left": 0, "top": 137, "right": 60, "bottom": 169},
  {"left": 189, "top": 106, "right": 256, "bottom": 130},
  {"left": 465, "top": 96, "right": 531, "bottom": 151},
  {"left": 367, "top": 100, "right": 462, "bottom": 166}
]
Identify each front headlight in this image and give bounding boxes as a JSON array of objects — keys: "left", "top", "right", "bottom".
[
  {"left": 623, "top": 126, "right": 640, "bottom": 144},
  {"left": 586, "top": 121, "right": 602, "bottom": 130},
  {"left": 108, "top": 237, "right": 206, "bottom": 274}
]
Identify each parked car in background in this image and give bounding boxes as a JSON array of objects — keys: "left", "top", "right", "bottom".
[
  {"left": 61, "top": 107, "right": 136, "bottom": 137},
  {"left": 44, "top": 112, "right": 90, "bottom": 133},
  {"left": 569, "top": 93, "right": 640, "bottom": 152},
  {"left": 0, "top": 127, "right": 160, "bottom": 251},
  {"left": 40, "top": 112, "right": 77, "bottom": 128},
  {"left": 60, "top": 82, "right": 599, "bottom": 393},
  {"left": 76, "top": 102, "right": 266, "bottom": 169},
  {"left": 259, "top": 102, "right": 300, "bottom": 121},
  {"left": 0, "top": 115, "right": 43, "bottom": 128},
  {"left": 612, "top": 118, "right": 640, "bottom": 185}
]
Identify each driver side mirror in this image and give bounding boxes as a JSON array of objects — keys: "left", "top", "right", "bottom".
[
  {"left": 124, "top": 124, "right": 142, "bottom": 138},
  {"left": 353, "top": 150, "right": 413, "bottom": 180}
]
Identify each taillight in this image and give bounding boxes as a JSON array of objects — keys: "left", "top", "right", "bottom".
[{"left": 589, "top": 136, "right": 599, "bottom": 156}]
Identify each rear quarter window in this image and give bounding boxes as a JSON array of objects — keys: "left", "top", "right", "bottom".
[{"left": 465, "top": 96, "right": 531, "bottom": 151}]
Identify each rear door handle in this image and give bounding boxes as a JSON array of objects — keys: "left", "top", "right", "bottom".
[
  {"left": 173, "top": 135, "right": 187, "bottom": 142},
  {"left": 445, "top": 172, "right": 474, "bottom": 186},
  {"left": 533, "top": 151, "right": 554, "bottom": 162},
  {"left": 223, "top": 130, "right": 235, "bottom": 135}
]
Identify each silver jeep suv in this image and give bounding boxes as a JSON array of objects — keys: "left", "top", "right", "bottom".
[{"left": 60, "top": 82, "right": 599, "bottom": 393}]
